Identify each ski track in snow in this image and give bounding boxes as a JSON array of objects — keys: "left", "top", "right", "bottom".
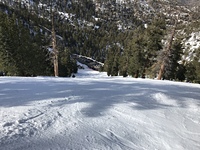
[{"left": 0, "top": 67, "right": 200, "bottom": 150}]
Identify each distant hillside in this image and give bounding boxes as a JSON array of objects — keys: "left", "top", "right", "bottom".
[{"left": 178, "top": 0, "right": 200, "bottom": 6}]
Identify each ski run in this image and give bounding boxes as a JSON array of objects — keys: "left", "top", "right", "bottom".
[{"left": 0, "top": 65, "right": 200, "bottom": 150}]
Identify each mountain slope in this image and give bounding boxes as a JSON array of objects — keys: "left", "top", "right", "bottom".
[{"left": 0, "top": 0, "right": 199, "bottom": 80}]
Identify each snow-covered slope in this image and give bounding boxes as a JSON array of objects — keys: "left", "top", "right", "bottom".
[
  {"left": 75, "top": 62, "right": 106, "bottom": 78},
  {"left": 183, "top": 31, "right": 200, "bottom": 61},
  {"left": 0, "top": 67, "right": 200, "bottom": 150}
]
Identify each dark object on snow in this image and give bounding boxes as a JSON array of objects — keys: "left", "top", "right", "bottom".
[
  {"left": 72, "top": 74, "right": 76, "bottom": 78},
  {"left": 78, "top": 65, "right": 84, "bottom": 69},
  {"left": 0, "top": 71, "right": 5, "bottom": 76}
]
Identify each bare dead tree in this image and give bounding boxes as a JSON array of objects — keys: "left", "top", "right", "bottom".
[
  {"left": 51, "top": 10, "right": 59, "bottom": 77},
  {"left": 157, "top": 16, "right": 178, "bottom": 80}
]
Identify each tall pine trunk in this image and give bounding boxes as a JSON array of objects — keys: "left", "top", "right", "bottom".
[
  {"left": 157, "top": 18, "right": 178, "bottom": 80},
  {"left": 51, "top": 10, "right": 59, "bottom": 77}
]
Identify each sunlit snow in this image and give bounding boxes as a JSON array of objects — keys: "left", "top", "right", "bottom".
[{"left": 0, "top": 65, "right": 200, "bottom": 150}]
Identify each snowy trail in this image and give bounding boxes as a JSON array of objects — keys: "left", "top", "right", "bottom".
[{"left": 0, "top": 68, "right": 200, "bottom": 149}]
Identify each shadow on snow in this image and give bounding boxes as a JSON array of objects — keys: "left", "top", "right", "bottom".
[{"left": 0, "top": 77, "right": 200, "bottom": 117}]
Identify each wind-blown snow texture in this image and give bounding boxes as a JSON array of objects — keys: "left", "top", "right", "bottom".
[{"left": 0, "top": 65, "right": 200, "bottom": 150}]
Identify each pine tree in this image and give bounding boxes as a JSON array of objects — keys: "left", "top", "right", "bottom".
[
  {"left": 185, "top": 63, "right": 197, "bottom": 83},
  {"left": 120, "top": 27, "right": 146, "bottom": 78},
  {"left": 157, "top": 16, "right": 178, "bottom": 80},
  {"left": 194, "top": 47, "right": 200, "bottom": 83},
  {"left": 38, "top": 0, "right": 69, "bottom": 77},
  {"left": 111, "top": 55, "right": 120, "bottom": 76},
  {"left": 104, "top": 48, "right": 115, "bottom": 76},
  {"left": 119, "top": 55, "right": 128, "bottom": 77},
  {"left": 145, "top": 16, "right": 166, "bottom": 74},
  {"left": 2, "top": 13, "right": 19, "bottom": 75},
  {"left": 185, "top": 47, "right": 200, "bottom": 83},
  {"left": 163, "top": 39, "right": 183, "bottom": 80},
  {"left": 0, "top": 26, "right": 5, "bottom": 73},
  {"left": 0, "top": 11, "right": 52, "bottom": 76},
  {"left": 59, "top": 47, "right": 77, "bottom": 77}
]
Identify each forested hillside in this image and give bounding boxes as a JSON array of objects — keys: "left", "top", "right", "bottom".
[{"left": 0, "top": 0, "right": 199, "bottom": 82}]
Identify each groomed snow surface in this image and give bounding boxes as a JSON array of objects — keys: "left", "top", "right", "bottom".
[{"left": 0, "top": 65, "right": 200, "bottom": 150}]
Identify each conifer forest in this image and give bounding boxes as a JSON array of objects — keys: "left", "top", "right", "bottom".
[{"left": 0, "top": 0, "right": 200, "bottom": 83}]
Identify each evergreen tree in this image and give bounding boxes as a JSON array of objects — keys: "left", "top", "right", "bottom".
[
  {"left": 145, "top": 16, "right": 166, "bottom": 77},
  {"left": 163, "top": 39, "right": 183, "bottom": 80},
  {"left": 185, "top": 47, "right": 200, "bottom": 83},
  {"left": 59, "top": 47, "right": 77, "bottom": 77},
  {"left": 104, "top": 45, "right": 121, "bottom": 76},
  {"left": 0, "top": 26, "right": 6, "bottom": 73},
  {"left": 0, "top": 13, "right": 19, "bottom": 75},
  {"left": 104, "top": 47, "right": 115, "bottom": 76},
  {"left": 32, "top": 28, "right": 53, "bottom": 76},
  {"left": 111, "top": 54, "right": 120, "bottom": 76},
  {"left": 194, "top": 47, "right": 200, "bottom": 83},
  {"left": 119, "top": 55, "right": 128, "bottom": 77},
  {"left": 185, "top": 62, "right": 197, "bottom": 83},
  {"left": 0, "top": 11, "right": 52, "bottom": 76},
  {"left": 126, "top": 27, "right": 146, "bottom": 78}
]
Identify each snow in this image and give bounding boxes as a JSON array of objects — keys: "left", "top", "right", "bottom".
[
  {"left": 0, "top": 66, "right": 200, "bottom": 150},
  {"left": 183, "top": 31, "right": 200, "bottom": 61},
  {"left": 76, "top": 63, "right": 106, "bottom": 78}
]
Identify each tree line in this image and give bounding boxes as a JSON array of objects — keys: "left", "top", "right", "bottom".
[
  {"left": 0, "top": 0, "right": 200, "bottom": 83},
  {"left": 0, "top": 2, "right": 77, "bottom": 77},
  {"left": 104, "top": 16, "right": 200, "bottom": 83}
]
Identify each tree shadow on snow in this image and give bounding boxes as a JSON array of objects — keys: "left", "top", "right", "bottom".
[
  {"left": 48, "top": 78, "right": 200, "bottom": 117},
  {"left": 0, "top": 77, "right": 200, "bottom": 118},
  {"left": 73, "top": 80, "right": 200, "bottom": 117}
]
